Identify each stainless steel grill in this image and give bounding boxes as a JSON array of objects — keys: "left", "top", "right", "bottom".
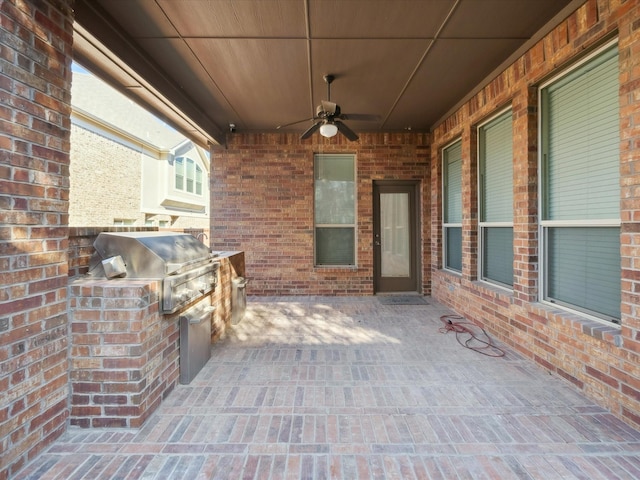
[{"left": 90, "top": 231, "right": 219, "bottom": 314}]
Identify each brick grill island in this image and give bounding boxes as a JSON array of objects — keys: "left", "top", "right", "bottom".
[
  {"left": 69, "top": 278, "right": 175, "bottom": 428},
  {"left": 67, "top": 231, "right": 222, "bottom": 428}
]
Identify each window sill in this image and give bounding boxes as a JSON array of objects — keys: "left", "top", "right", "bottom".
[
  {"left": 313, "top": 265, "right": 358, "bottom": 271},
  {"left": 536, "top": 302, "right": 622, "bottom": 347},
  {"left": 473, "top": 279, "right": 513, "bottom": 297},
  {"left": 440, "top": 268, "right": 462, "bottom": 278},
  {"left": 160, "top": 196, "right": 206, "bottom": 211}
]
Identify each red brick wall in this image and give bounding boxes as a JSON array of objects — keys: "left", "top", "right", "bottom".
[
  {"left": 68, "top": 278, "right": 179, "bottom": 428},
  {"left": 430, "top": 0, "right": 640, "bottom": 429},
  {"left": 211, "top": 252, "right": 245, "bottom": 339},
  {"left": 211, "top": 132, "right": 430, "bottom": 295},
  {"left": 0, "top": 0, "right": 73, "bottom": 478}
]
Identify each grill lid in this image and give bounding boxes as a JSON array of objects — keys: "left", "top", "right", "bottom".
[{"left": 92, "top": 232, "right": 213, "bottom": 278}]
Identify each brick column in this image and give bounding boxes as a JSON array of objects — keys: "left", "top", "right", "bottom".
[
  {"left": 619, "top": 4, "right": 640, "bottom": 354},
  {"left": 430, "top": 141, "right": 444, "bottom": 273},
  {"left": 461, "top": 120, "right": 478, "bottom": 281},
  {"left": 0, "top": 0, "right": 74, "bottom": 478},
  {"left": 511, "top": 86, "right": 539, "bottom": 304}
]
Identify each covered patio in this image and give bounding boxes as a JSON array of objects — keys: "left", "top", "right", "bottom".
[
  {"left": 16, "top": 297, "right": 640, "bottom": 479},
  {"left": 3, "top": 1, "right": 640, "bottom": 477}
]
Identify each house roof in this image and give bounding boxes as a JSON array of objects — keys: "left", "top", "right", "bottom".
[{"left": 71, "top": 71, "right": 188, "bottom": 150}]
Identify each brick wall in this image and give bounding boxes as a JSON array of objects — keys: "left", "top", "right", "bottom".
[
  {"left": 430, "top": 0, "right": 640, "bottom": 429},
  {"left": 68, "top": 278, "right": 179, "bottom": 428},
  {"left": 210, "top": 252, "right": 246, "bottom": 340},
  {"left": 0, "top": 0, "right": 73, "bottom": 478},
  {"left": 69, "top": 125, "right": 143, "bottom": 226},
  {"left": 211, "top": 132, "right": 430, "bottom": 295}
]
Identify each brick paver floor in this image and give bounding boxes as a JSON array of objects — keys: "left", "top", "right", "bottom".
[{"left": 16, "top": 296, "right": 640, "bottom": 479}]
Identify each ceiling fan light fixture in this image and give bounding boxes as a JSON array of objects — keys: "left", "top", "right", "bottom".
[{"left": 319, "top": 122, "right": 338, "bottom": 138}]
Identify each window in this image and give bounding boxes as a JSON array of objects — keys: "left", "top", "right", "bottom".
[
  {"left": 174, "top": 156, "right": 203, "bottom": 195},
  {"left": 314, "top": 154, "right": 356, "bottom": 266},
  {"left": 479, "top": 110, "right": 513, "bottom": 287},
  {"left": 196, "top": 164, "right": 203, "bottom": 195},
  {"left": 175, "top": 157, "right": 184, "bottom": 190},
  {"left": 540, "top": 41, "right": 620, "bottom": 322},
  {"left": 113, "top": 218, "right": 135, "bottom": 226},
  {"left": 443, "top": 140, "right": 462, "bottom": 272}
]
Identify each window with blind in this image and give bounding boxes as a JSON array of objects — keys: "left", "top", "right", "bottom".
[
  {"left": 479, "top": 110, "right": 513, "bottom": 287},
  {"left": 314, "top": 154, "right": 356, "bottom": 266},
  {"left": 443, "top": 141, "right": 462, "bottom": 272},
  {"left": 175, "top": 156, "right": 203, "bottom": 195},
  {"left": 540, "top": 41, "right": 620, "bottom": 322},
  {"left": 175, "top": 157, "right": 184, "bottom": 190}
]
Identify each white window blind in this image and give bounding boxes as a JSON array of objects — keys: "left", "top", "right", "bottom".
[
  {"left": 543, "top": 47, "right": 620, "bottom": 221},
  {"left": 196, "top": 165, "right": 203, "bottom": 195},
  {"left": 175, "top": 157, "right": 184, "bottom": 190},
  {"left": 444, "top": 142, "right": 462, "bottom": 223},
  {"left": 443, "top": 141, "right": 462, "bottom": 272},
  {"left": 314, "top": 154, "right": 356, "bottom": 266},
  {"left": 547, "top": 227, "right": 620, "bottom": 319},
  {"left": 175, "top": 157, "right": 203, "bottom": 195},
  {"left": 541, "top": 43, "right": 620, "bottom": 322},
  {"left": 479, "top": 110, "right": 513, "bottom": 287}
]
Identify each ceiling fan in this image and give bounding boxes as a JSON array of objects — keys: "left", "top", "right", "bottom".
[{"left": 277, "top": 74, "right": 378, "bottom": 141}]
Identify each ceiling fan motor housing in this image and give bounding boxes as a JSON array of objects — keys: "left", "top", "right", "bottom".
[
  {"left": 316, "top": 103, "right": 340, "bottom": 118},
  {"left": 280, "top": 74, "right": 372, "bottom": 140}
]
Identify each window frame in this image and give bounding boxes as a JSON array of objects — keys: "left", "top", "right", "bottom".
[
  {"left": 442, "top": 139, "right": 463, "bottom": 273},
  {"left": 538, "top": 38, "right": 621, "bottom": 324},
  {"left": 175, "top": 156, "right": 185, "bottom": 191},
  {"left": 313, "top": 153, "right": 357, "bottom": 267},
  {"left": 174, "top": 156, "right": 203, "bottom": 196},
  {"left": 477, "top": 108, "right": 514, "bottom": 289},
  {"left": 113, "top": 218, "right": 135, "bottom": 226}
]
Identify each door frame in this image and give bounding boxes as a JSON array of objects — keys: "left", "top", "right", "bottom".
[{"left": 373, "top": 180, "right": 421, "bottom": 293}]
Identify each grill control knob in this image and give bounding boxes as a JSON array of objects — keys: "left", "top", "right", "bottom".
[{"left": 178, "top": 289, "right": 194, "bottom": 302}]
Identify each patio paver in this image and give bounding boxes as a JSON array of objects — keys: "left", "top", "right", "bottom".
[{"left": 15, "top": 296, "right": 640, "bottom": 479}]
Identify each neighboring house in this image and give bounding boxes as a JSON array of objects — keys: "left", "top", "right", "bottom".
[{"left": 69, "top": 69, "right": 210, "bottom": 229}]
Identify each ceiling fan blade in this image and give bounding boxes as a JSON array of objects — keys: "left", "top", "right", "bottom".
[
  {"left": 276, "top": 117, "right": 315, "bottom": 129},
  {"left": 335, "top": 120, "right": 359, "bottom": 141},
  {"left": 321, "top": 100, "right": 337, "bottom": 115},
  {"left": 339, "top": 113, "right": 380, "bottom": 122},
  {"left": 300, "top": 121, "right": 321, "bottom": 139}
]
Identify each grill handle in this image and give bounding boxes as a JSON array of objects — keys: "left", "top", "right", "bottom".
[{"left": 167, "top": 257, "right": 216, "bottom": 276}]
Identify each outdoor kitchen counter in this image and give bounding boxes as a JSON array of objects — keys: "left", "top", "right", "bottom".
[
  {"left": 212, "top": 250, "right": 242, "bottom": 257},
  {"left": 210, "top": 251, "right": 245, "bottom": 340},
  {"left": 67, "top": 249, "right": 245, "bottom": 429}
]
